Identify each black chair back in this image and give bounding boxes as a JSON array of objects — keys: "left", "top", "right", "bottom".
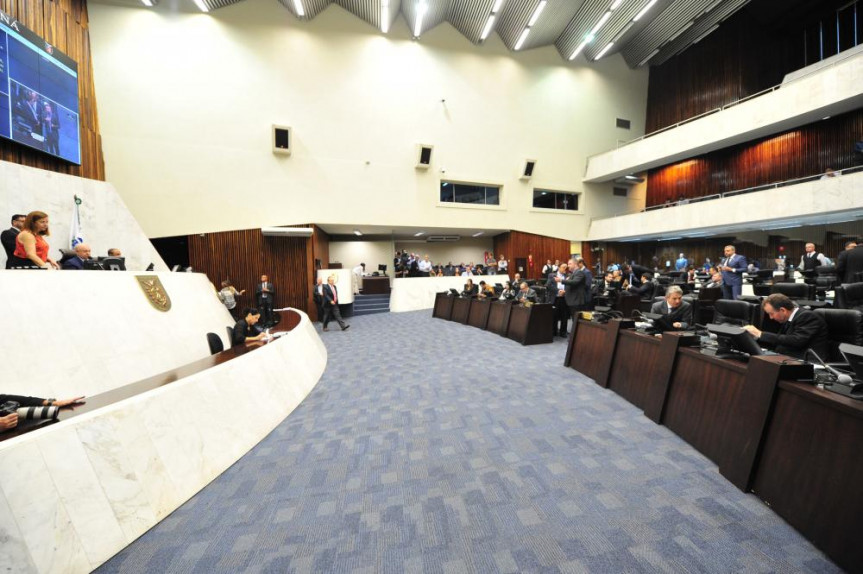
[
  {"left": 812, "top": 308, "right": 863, "bottom": 363},
  {"left": 226, "top": 325, "right": 235, "bottom": 347},
  {"left": 713, "top": 299, "right": 758, "bottom": 327},
  {"left": 207, "top": 332, "right": 224, "bottom": 355},
  {"left": 771, "top": 282, "right": 813, "bottom": 300},
  {"left": 835, "top": 283, "right": 863, "bottom": 311}
]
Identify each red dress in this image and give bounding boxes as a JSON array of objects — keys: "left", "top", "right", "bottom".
[{"left": 13, "top": 233, "right": 49, "bottom": 264}]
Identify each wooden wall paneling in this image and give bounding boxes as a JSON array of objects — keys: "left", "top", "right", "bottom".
[
  {"left": 493, "top": 231, "right": 572, "bottom": 280},
  {"left": 188, "top": 228, "right": 312, "bottom": 320},
  {"left": 0, "top": 0, "right": 104, "bottom": 180},
  {"left": 646, "top": 109, "right": 863, "bottom": 207}
]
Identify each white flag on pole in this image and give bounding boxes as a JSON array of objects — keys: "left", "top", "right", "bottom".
[{"left": 70, "top": 196, "right": 84, "bottom": 248}]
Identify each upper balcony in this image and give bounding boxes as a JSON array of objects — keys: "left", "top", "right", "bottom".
[{"left": 584, "top": 48, "right": 863, "bottom": 183}]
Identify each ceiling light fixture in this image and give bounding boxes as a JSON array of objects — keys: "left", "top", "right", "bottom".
[
  {"left": 192, "top": 0, "right": 209, "bottom": 12},
  {"left": 515, "top": 28, "right": 530, "bottom": 50},
  {"left": 353, "top": 230, "right": 363, "bottom": 236},
  {"left": 141, "top": 0, "right": 154, "bottom": 6},
  {"left": 492, "top": 0, "right": 505, "bottom": 12},
  {"left": 472, "top": 231, "right": 484, "bottom": 237},
  {"left": 691, "top": 24, "right": 719, "bottom": 45},
  {"left": 637, "top": 48, "right": 659, "bottom": 66},
  {"left": 594, "top": 41, "right": 614, "bottom": 60},
  {"left": 292, "top": 0, "right": 305, "bottom": 17},
  {"left": 610, "top": 0, "right": 624, "bottom": 9},
  {"left": 633, "top": 0, "right": 657, "bottom": 22},
  {"left": 665, "top": 21, "right": 694, "bottom": 44},
  {"left": 381, "top": 0, "right": 390, "bottom": 33},
  {"left": 480, "top": 15, "right": 496, "bottom": 40},
  {"left": 527, "top": 0, "right": 547, "bottom": 26},
  {"left": 414, "top": 231, "right": 426, "bottom": 237},
  {"left": 414, "top": 1, "right": 428, "bottom": 38},
  {"left": 569, "top": 39, "right": 589, "bottom": 60},
  {"left": 590, "top": 11, "right": 612, "bottom": 35}
]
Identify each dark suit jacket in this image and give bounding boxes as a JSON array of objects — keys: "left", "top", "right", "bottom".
[
  {"left": 312, "top": 283, "right": 323, "bottom": 304},
  {"left": 232, "top": 319, "right": 255, "bottom": 346},
  {"left": 62, "top": 256, "right": 84, "bottom": 270},
  {"left": 1, "top": 227, "right": 19, "bottom": 269},
  {"left": 562, "top": 269, "right": 586, "bottom": 307},
  {"left": 758, "top": 309, "right": 829, "bottom": 360},
  {"left": 462, "top": 284, "right": 479, "bottom": 297},
  {"left": 516, "top": 288, "right": 537, "bottom": 303},
  {"left": 721, "top": 254, "right": 747, "bottom": 286},
  {"left": 323, "top": 284, "right": 341, "bottom": 307},
  {"left": 628, "top": 282, "right": 653, "bottom": 297},
  {"left": 255, "top": 282, "right": 275, "bottom": 305},
  {"left": 650, "top": 300, "right": 693, "bottom": 329},
  {"left": 836, "top": 245, "right": 863, "bottom": 284}
]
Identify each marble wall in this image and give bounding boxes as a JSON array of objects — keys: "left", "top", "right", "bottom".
[
  {"left": 0, "top": 310, "right": 327, "bottom": 574},
  {"left": 0, "top": 159, "right": 166, "bottom": 272},
  {"left": 0, "top": 272, "right": 242, "bottom": 399}
]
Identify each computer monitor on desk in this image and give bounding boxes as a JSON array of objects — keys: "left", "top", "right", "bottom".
[
  {"left": 704, "top": 323, "right": 763, "bottom": 360},
  {"left": 99, "top": 256, "right": 126, "bottom": 271}
]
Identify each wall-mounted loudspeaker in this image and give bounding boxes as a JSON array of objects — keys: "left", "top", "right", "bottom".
[
  {"left": 520, "top": 159, "right": 537, "bottom": 181},
  {"left": 416, "top": 144, "right": 433, "bottom": 169},
  {"left": 273, "top": 125, "right": 292, "bottom": 156}
]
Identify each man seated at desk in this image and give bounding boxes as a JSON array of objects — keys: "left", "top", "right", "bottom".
[
  {"left": 515, "top": 282, "right": 538, "bottom": 304},
  {"left": 742, "top": 293, "right": 829, "bottom": 360},
  {"left": 627, "top": 273, "right": 654, "bottom": 297},
  {"left": 650, "top": 285, "right": 692, "bottom": 330}
]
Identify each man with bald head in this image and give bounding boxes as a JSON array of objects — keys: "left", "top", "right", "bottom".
[{"left": 62, "top": 243, "right": 92, "bottom": 270}]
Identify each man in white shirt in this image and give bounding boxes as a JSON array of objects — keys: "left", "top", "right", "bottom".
[
  {"left": 418, "top": 254, "right": 433, "bottom": 275},
  {"left": 498, "top": 255, "right": 508, "bottom": 273},
  {"left": 352, "top": 263, "right": 365, "bottom": 294}
]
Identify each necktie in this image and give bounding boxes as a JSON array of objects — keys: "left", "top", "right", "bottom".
[{"left": 333, "top": 286, "right": 338, "bottom": 303}]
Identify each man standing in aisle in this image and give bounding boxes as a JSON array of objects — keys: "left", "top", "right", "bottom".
[
  {"left": 322, "top": 274, "right": 349, "bottom": 331},
  {"left": 720, "top": 245, "right": 747, "bottom": 300},
  {"left": 563, "top": 258, "right": 587, "bottom": 318},
  {"left": 256, "top": 274, "right": 276, "bottom": 327}
]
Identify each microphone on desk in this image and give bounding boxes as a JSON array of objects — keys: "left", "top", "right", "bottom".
[
  {"left": 804, "top": 348, "right": 854, "bottom": 385},
  {"left": 693, "top": 324, "right": 717, "bottom": 341}
]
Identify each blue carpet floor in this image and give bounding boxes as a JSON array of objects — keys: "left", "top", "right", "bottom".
[{"left": 97, "top": 311, "right": 840, "bottom": 573}]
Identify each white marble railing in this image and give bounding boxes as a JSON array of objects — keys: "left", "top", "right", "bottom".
[
  {"left": 0, "top": 310, "right": 327, "bottom": 574},
  {"left": 0, "top": 271, "right": 240, "bottom": 399},
  {"left": 390, "top": 275, "right": 512, "bottom": 312}
]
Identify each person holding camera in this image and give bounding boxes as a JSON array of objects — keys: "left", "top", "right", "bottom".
[{"left": 0, "top": 394, "right": 85, "bottom": 431}]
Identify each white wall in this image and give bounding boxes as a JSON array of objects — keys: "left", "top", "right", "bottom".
[
  {"left": 329, "top": 240, "right": 394, "bottom": 276},
  {"left": 87, "top": 0, "right": 648, "bottom": 241},
  {"left": 394, "top": 237, "right": 494, "bottom": 267},
  {"left": 0, "top": 160, "right": 166, "bottom": 271}
]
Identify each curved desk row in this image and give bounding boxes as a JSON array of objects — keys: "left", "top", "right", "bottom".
[
  {"left": 432, "top": 293, "right": 553, "bottom": 345},
  {"left": 565, "top": 318, "right": 862, "bottom": 573},
  {"left": 0, "top": 310, "right": 326, "bottom": 574}
]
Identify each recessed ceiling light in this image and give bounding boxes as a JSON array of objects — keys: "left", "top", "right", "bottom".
[
  {"left": 527, "top": 1, "right": 547, "bottom": 27},
  {"left": 633, "top": 0, "right": 657, "bottom": 22},
  {"left": 414, "top": 1, "right": 428, "bottom": 37},
  {"left": 515, "top": 28, "right": 530, "bottom": 50},
  {"left": 293, "top": 0, "right": 305, "bottom": 17},
  {"left": 192, "top": 0, "right": 209, "bottom": 12},
  {"left": 353, "top": 230, "right": 363, "bottom": 236},
  {"left": 141, "top": 0, "right": 154, "bottom": 6},
  {"left": 472, "top": 231, "right": 484, "bottom": 237},
  {"left": 594, "top": 42, "right": 614, "bottom": 60},
  {"left": 480, "top": 15, "right": 496, "bottom": 41}
]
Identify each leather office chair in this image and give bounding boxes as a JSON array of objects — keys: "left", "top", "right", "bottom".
[
  {"left": 207, "top": 332, "right": 224, "bottom": 355},
  {"left": 771, "top": 282, "right": 814, "bottom": 300},
  {"left": 835, "top": 283, "right": 863, "bottom": 312},
  {"left": 814, "top": 265, "right": 838, "bottom": 301},
  {"left": 713, "top": 299, "right": 758, "bottom": 327},
  {"left": 812, "top": 308, "right": 863, "bottom": 363}
]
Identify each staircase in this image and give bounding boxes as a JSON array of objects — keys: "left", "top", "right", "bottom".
[{"left": 353, "top": 293, "right": 390, "bottom": 316}]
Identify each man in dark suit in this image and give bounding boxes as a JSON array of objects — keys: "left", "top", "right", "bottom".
[
  {"left": 627, "top": 273, "right": 654, "bottom": 297},
  {"left": 581, "top": 259, "right": 594, "bottom": 311},
  {"left": 650, "top": 285, "right": 692, "bottom": 330},
  {"left": 255, "top": 274, "right": 276, "bottom": 327},
  {"left": 836, "top": 240, "right": 862, "bottom": 284},
  {"left": 61, "top": 243, "right": 92, "bottom": 270},
  {"left": 562, "top": 258, "right": 587, "bottom": 317},
  {"left": 1, "top": 214, "right": 26, "bottom": 269},
  {"left": 720, "top": 245, "right": 747, "bottom": 300},
  {"left": 743, "top": 293, "right": 829, "bottom": 360},
  {"left": 546, "top": 263, "right": 568, "bottom": 336},
  {"left": 322, "top": 275, "right": 349, "bottom": 331},
  {"left": 515, "top": 281, "right": 538, "bottom": 304},
  {"left": 312, "top": 277, "right": 324, "bottom": 323}
]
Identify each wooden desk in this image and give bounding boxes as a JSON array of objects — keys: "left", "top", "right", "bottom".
[
  {"left": 362, "top": 276, "right": 390, "bottom": 294},
  {"left": 467, "top": 298, "right": 491, "bottom": 330},
  {"left": 751, "top": 382, "right": 863, "bottom": 573},
  {"left": 507, "top": 303, "right": 553, "bottom": 345},
  {"left": 451, "top": 297, "right": 472, "bottom": 324},
  {"left": 564, "top": 318, "right": 624, "bottom": 386},
  {"left": 432, "top": 292, "right": 454, "bottom": 320},
  {"left": 1, "top": 312, "right": 302, "bottom": 443},
  {"left": 487, "top": 301, "right": 514, "bottom": 336}
]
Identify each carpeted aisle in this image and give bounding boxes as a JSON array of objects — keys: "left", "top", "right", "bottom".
[{"left": 97, "top": 311, "right": 839, "bottom": 573}]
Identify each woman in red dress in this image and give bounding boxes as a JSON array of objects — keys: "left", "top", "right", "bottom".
[{"left": 10, "top": 210, "right": 58, "bottom": 269}]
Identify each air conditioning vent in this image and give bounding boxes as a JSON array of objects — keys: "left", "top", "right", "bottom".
[{"left": 426, "top": 235, "right": 460, "bottom": 242}]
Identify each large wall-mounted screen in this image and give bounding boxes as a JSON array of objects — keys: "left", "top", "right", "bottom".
[{"left": 0, "top": 10, "right": 81, "bottom": 165}]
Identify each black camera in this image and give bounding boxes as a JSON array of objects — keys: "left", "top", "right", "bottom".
[{"left": 0, "top": 401, "right": 20, "bottom": 416}]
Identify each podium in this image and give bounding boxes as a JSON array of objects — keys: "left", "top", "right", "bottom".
[
  {"left": 507, "top": 303, "right": 554, "bottom": 345},
  {"left": 432, "top": 292, "right": 454, "bottom": 320}
]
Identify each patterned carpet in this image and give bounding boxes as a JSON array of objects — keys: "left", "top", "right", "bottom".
[{"left": 97, "top": 311, "right": 840, "bottom": 573}]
